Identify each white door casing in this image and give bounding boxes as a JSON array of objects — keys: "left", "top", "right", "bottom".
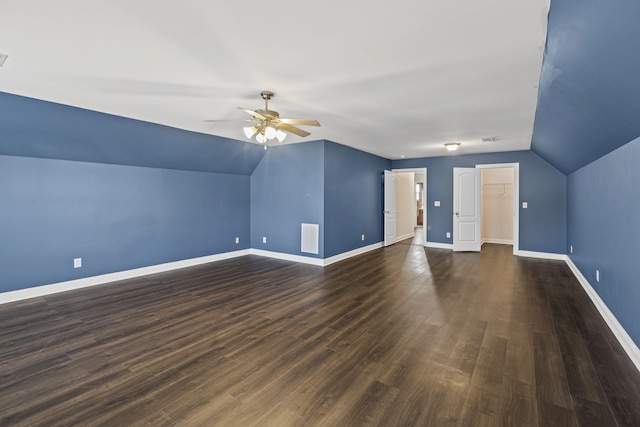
[
  {"left": 453, "top": 167, "right": 481, "bottom": 252},
  {"left": 384, "top": 170, "right": 397, "bottom": 247},
  {"left": 392, "top": 168, "right": 427, "bottom": 246}
]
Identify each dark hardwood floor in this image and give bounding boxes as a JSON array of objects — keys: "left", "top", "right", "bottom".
[{"left": 1, "top": 242, "right": 639, "bottom": 426}]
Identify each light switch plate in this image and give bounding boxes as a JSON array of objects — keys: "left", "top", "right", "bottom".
[
  {"left": 434, "top": 201, "right": 441, "bottom": 207},
  {"left": 73, "top": 258, "right": 82, "bottom": 268},
  {"left": 522, "top": 202, "right": 528, "bottom": 209}
]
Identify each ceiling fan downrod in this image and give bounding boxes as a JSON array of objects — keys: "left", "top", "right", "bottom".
[{"left": 261, "top": 90, "right": 274, "bottom": 110}]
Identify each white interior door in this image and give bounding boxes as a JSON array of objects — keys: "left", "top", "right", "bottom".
[
  {"left": 384, "top": 170, "right": 397, "bottom": 246},
  {"left": 453, "top": 167, "right": 481, "bottom": 252}
]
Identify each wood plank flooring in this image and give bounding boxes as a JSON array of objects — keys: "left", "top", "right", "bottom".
[{"left": 1, "top": 242, "right": 639, "bottom": 426}]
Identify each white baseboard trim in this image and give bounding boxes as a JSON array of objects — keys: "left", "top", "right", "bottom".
[
  {"left": 0, "top": 249, "right": 251, "bottom": 305},
  {"left": 482, "top": 238, "right": 513, "bottom": 245},
  {"left": 1, "top": 243, "right": 386, "bottom": 304},
  {"left": 396, "top": 232, "right": 415, "bottom": 242},
  {"left": 565, "top": 257, "right": 640, "bottom": 372},
  {"left": 249, "top": 249, "right": 324, "bottom": 266},
  {"left": 323, "top": 242, "right": 383, "bottom": 266},
  {"left": 425, "top": 241, "right": 453, "bottom": 250},
  {"left": 250, "top": 242, "right": 384, "bottom": 267},
  {"left": 518, "top": 250, "right": 567, "bottom": 261}
]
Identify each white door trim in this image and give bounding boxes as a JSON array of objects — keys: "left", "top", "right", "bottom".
[
  {"left": 384, "top": 170, "right": 397, "bottom": 246},
  {"left": 392, "top": 167, "right": 427, "bottom": 246},
  {"left": 475, "top": 163, "right": 519, "bottom": 256}
]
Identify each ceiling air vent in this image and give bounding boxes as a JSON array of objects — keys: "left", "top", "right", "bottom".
[
  {"left": 481, "top": 136, "right": 497, "bottom": 143},
  {"left": 0, "top": 54, "right": 8, "bottom": 67}
]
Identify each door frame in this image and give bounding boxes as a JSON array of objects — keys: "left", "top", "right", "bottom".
[
  {"left": 384, "top": 170, "right": 397, "bottom": 247},
  {"left": 475, "top": 163, "right": 519, "bottom": 256},
  {"left": 391, "top": 167, "right": 427, "bottom": 246}
]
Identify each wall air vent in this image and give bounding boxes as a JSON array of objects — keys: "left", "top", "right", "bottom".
[
  {"left": 0, "top": 54, "right": 8, "bottom": 67},
  {"left": 301, "top": 223, "right": 319, "bottom": 254}
]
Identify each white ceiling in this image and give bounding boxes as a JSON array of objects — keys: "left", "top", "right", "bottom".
[{"left": 0, "top": 0, "right": 550, "bottom": 159}]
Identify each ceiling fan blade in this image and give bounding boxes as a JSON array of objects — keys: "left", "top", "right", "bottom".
[
  {"left": 238, "top": 107, "right": 267, "bottom": 120},
  {"left": 275, "top": 123, "right": 311, "bottom": 137},
  {"left": 277, "top": 118, "right": 321, "bottom": 127}
]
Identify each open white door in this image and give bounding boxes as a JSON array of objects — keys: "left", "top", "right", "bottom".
[
  {"left": 453, "top": 167, "right": 481, "bottom": 252},
  {"left": 384, "top": 170, "right": 397, "bottom": 246}
]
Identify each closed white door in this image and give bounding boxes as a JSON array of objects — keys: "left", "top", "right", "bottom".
[
  {"left": 453, "top": 167, "right": 481, "bottom": 252},
  {"left": 384, "top": 170, "right": 397, "bottom": 247}
]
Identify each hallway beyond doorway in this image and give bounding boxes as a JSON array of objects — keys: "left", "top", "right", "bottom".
[{"left": 398, "top": 226, "right": 425, "bottom": 246}]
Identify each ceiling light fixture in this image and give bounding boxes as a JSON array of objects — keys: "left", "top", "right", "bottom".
[
  {"left": 444, "top": 142, "right": 461, "bottom": 152},
  {"left": 264, "top": 126, "right": 277, "bottom": 140},
  {"left": 207, "top": 91, "right": 320, "bottom": 148},
  {"left": 244, "top": 123, "right": 286, "bottom": 144},
  {"left": 243, "top": 126, "right": 257, "bottom": 139}
]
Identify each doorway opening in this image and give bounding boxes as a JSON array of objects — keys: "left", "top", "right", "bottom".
[
  {"left": 384, "top": 168, "right": 427, "bottom": 247},
  {"left": 477, "top": 163, "right": 519, "bottom": 255},
  {"left": 452, "top": 163, "right": 519, "bottom": 254}
]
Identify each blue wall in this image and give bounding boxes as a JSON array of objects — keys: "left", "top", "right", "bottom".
[
  {"left": 0, "top": 91, "right": 266, "bottom": 175},
  {"left": 250, "top": 141, "right": 325, "bottom": 257},
  {"left": 567, "top": 136, "right": 640, "bottom": 346},
  {"left": 250, "top": 140, "right": 390, "bottom": 259},
  {"left": 531, "top": 0, "right": 640, "bottom": 174},
  {"left": 393, "top": 150, "right": 567, "bottom": 254},
  {"left": 324, "top": 141, "right": 390, "bottom": 258},
  {"left": 0, "top": 155, "right": 250, "bottom": 292}
]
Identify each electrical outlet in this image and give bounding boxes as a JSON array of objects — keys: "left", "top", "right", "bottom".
[
  {"left": 446, "top": 232, "right": 451, "bottom": 239},
  {"left": 596, "top": 269, "right": 600, "bottom": 282},
  {"left": 361, "top": 234, "right": 365, "bottom": 241},
  {"left": 570, "top": 245, "right": 573, "bottom": 254},
  {"left": 73, "top": 258, "right": 82, "bottom": 268},
  {"left": 263, "top": 236, "right": 267, "bottom": 244},
  {"left": 235, "top": 237, "right": 240, "bottom": 244},
  {"left": 434, "top": 201, "right": 441, "bottom": 207}
]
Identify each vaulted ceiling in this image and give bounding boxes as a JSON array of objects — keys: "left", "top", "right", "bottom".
[
  {"left": 0, "top": 0, "right": 550, "bottom": 160},
  {"left": 2, "top": 0, "right": 638, "bottom": 175},
  {"left": 531, "top": 0, "right": 640, "bottom": 174}
]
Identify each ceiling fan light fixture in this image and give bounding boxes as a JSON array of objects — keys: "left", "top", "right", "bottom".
[
  {"left": 275, "top": 129, "right": 287, "bottom": 142},
  {"left": 445, "top": 142, "right": 461, "bottom": 152},
  {"left": 243, "top": 126, "right": 257, "bottom": 139},
  {"left": 265, "top": 125, "right": 277, "bottom": 140},
  {"left": 206, "top": 91, "right": 319, "bottom": 145}
]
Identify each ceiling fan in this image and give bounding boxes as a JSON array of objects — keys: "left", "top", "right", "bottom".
[{"left": 205, "top": 91, "right": 320, "bottom": 147}]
